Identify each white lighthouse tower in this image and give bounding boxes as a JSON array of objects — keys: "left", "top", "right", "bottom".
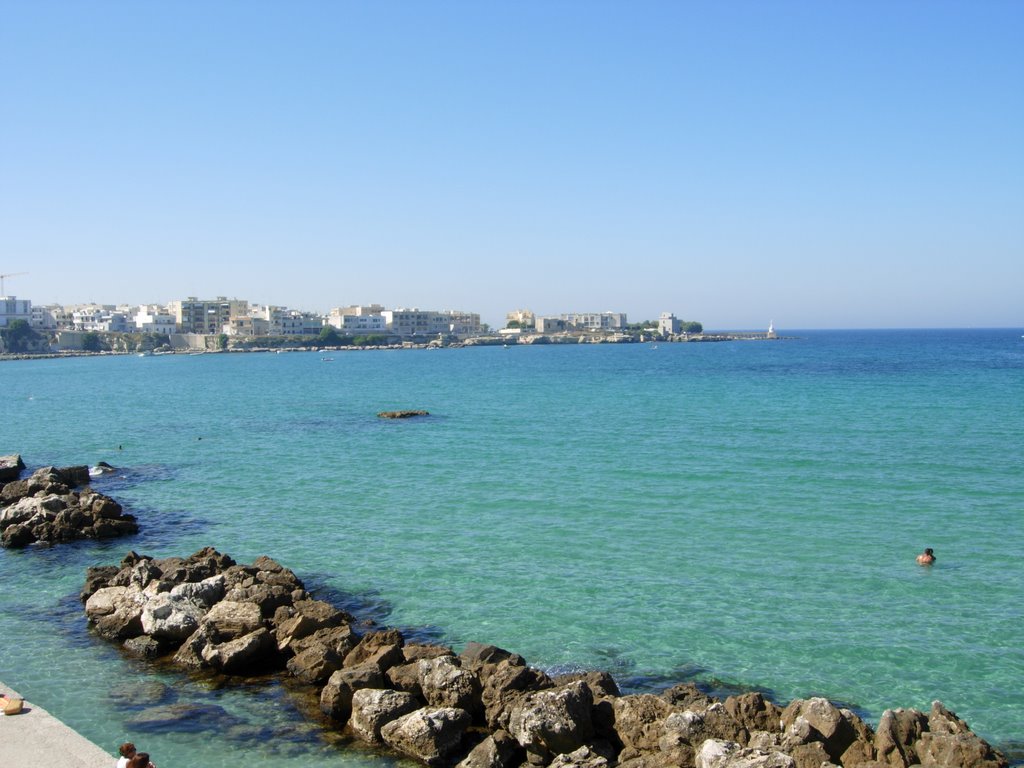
[{"left": 767, "top": 321, "right": 777, "bottom": 339}]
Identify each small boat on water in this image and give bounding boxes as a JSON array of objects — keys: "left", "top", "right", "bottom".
[{"left": 321, "top": 357, "right": 335, "bottom": 362}]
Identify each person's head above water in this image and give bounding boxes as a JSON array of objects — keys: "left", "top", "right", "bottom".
[{"left": 916, "top": 548, "right": 936, "bottom": 565}]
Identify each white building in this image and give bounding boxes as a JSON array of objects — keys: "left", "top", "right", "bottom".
[
  {"left": 326, "top": 313, "right": 386, "bottom": 333},
  {"left": 382, "top": 309, "right": 481, "bottom": 338},
  {"left": 326, "top": 305, "right": 387, "bottom": 333},
  {"left": 0, "top": 296, "right": 31, "bottom": 328},
  {"left": 134, "top": 305, "right": 177, "bottom": 335},
  {"left": 560, "top": 312, "right": 627, "bottom": 330},
  {"left": 72, "top": 305, "right": 133, "bottom": 333}
]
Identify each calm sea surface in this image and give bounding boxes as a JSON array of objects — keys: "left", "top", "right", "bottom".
[{"left": 1, "top": 329, "right": 1022, "bottom": 766}]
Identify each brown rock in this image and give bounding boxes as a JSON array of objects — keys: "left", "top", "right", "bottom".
[
  {"left": 725, "top": 693, "right": 783, "bottom": 734},
  {"left": 320, "top": 663, "right": 386, "bottom": 722},
  {"left": 917, "top": 702, "right": 1008, "bottom": 768},
  {"left": 610, "top": 694, "right": 672, "bottom": 754},
  {"left": 874, "top": 708, "right": 928, "bottom": 768},
  {"left": 344, "top": 628, "right": 405, "bottom": 671},
  {"left": 662, "top": 682, "right": 718, "bottom": 711}
]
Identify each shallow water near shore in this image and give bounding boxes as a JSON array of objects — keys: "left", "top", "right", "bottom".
[{"left": 1, "top": 329, "right": 1023, "bottom": 767}]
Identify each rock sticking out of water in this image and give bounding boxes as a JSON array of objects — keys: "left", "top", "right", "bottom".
[
  {"left": 80, "top": 548, "right": 1010, "bottom": 768},
  {"left": 377, "top": 410, "right": 430, "bottom": 419},
  {"left": 0, "top": 463, "right": 138, "bottom": 548}
]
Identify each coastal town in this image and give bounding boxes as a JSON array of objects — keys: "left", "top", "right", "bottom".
[{"left": 0, "top": 291, "right": 775, "bottom": 355}]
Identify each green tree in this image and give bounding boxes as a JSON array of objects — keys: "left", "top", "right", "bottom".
[
  {"left": 218, "top": 333, "right": 229, "bottom": 350},
  {"left": 683, "top": 321, "right": 703, "bottom": 334},
  {"left": 0, "top": 319, "right": 41, "bottom": 353},
  {"left": 81, "top": 332, "right": 103, "bottom": 352},
  {"left": 318, "top": 325, "right": 343, "bottom": 346}
]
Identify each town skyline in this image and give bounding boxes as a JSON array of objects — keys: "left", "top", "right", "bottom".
[{"left": 3, "top": 3, "right": 1022, "bottom": 330}]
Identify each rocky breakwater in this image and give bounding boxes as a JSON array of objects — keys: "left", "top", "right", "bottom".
[
  {"left": 0, "top": 457, "right": 137, "bottom": 548},
  {"left": 81, "top": 549, "right": 1010, "bottom": 768}
]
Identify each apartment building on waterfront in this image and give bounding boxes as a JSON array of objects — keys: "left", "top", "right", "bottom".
[
  {"left": 170, "top": 297, "right": 250, "bottom": 334},
  {"left": 0, "top": 296, "right": 31, "bottom": 328},
  {"left": 560, "top": 312, "right": 627, "bottom": 330},
  {"left": 381, "top": 309, "right": 482, "bottom": 338}
]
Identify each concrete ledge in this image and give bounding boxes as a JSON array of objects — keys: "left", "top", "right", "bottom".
[{"left": 0, "top": 682, "right": 112, "bottom": 768}]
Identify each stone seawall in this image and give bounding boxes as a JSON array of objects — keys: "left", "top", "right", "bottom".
[{"left": 81, "top": 548, "right": 1010, "bottom": 768}]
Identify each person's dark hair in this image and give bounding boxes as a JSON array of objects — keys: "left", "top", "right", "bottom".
[
  {"left": 119, "top": 743, "right": 136, "bottom": 758},
  {"left": 128, "top": 753, "right": 150, "bottom": 768},
  {"left": 925, "top": 548, "right": 934, "bottom": 556}
]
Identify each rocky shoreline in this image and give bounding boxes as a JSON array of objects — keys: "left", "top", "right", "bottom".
[{"left": 81, "top": 547, "right": 1009, "bottom": 768}]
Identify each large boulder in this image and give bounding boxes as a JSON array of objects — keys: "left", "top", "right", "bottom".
[
  {"left": 725, "top": 693, "right": 783, "bottom": 734},
  {"left": 140, "top": 592, "right": 206, "bottom": 640},
  {"left": 200, "top": 627, "right": 276, "bottom": 673},
  {"left": 874, "top": 708, "right": 929, "bottom": 768},
  {"left": 344, "top": 628, "right": 405, "bottom": 671},
  {"left": 201, "top": 599, "right": 263, "bottom": 640},
  {"left": 916, "top": 702, "right": 1008, "bottom": 768},
  {"left": 696, "top": 740, "right": 795, "bottom": 768},
  {"left": 380, "top": 706, "right": 472, "bottom": 765},
  {"left": 455, "top": 730, "right": 523, "bottom": 768},
  {"left": 0, "top": 454, "right": 25, "bottom": 482},
  {"left": 780, "top": 697, "right": 856, "bottom": 761},
  {"left": 418, "top": 655, "right": 483, "bottom": 718},
  {"left": 507, "top": 680, "right": 595, "bottom": 762},
  {"left": 480, "top": 658, "right": 554, "bottom": 730},
  {"left": 349, "top": 688, "right": 421, "bottom": 745},
  {"left": 608, "top": 694, "right": 672, "bottom": 756},
  {"left": 320, "top": 663, "right": 386, "bottom": 722}
]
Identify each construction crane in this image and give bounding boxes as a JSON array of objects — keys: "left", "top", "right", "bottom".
[{"left": 0, "top": 272, "right": 28, "bottom": 295}]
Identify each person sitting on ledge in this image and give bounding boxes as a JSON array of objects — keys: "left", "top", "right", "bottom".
[
  {"left": 916, "top": 547, "right": 936, "bottom": 565},
  {"left": 116, "top": 743, "right": 136, "bottom": 768},
  {"left": 128, "top": 751, "right": 156, "bottom": 768}
]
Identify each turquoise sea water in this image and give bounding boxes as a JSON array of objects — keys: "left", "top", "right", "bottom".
[{"left": 1, "top": 329, "right": 1022, "bottom": 767}]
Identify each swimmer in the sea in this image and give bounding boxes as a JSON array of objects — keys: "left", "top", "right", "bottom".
[{"left": 916, "top": 547, "right": 936, "bottom": 565}]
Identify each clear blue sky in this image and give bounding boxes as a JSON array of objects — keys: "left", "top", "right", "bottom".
[{"left": 2, "top": 1, "right": 1021, "bottom": 330}]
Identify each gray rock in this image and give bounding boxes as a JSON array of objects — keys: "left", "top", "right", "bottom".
[
  {"left": 507, "top": 680, "right": 595, "bottom": 761},
  {"left": 696, "top": 739, "right": 795, "bottom": 768},
  {"left": 380, "top": 706, "right": 472, "bottom": 765},
  {"left": 349, "top": 688, "right": 421, "bottom": 745},
  {"left": 418, "top": 655, "right": 483, "bottom": 718},
  {"left": 141, "top": 592, "right": 205, "bottom": 640},
  {"left": 549, "top": 745, "right": 612, "bottom": 768}
]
